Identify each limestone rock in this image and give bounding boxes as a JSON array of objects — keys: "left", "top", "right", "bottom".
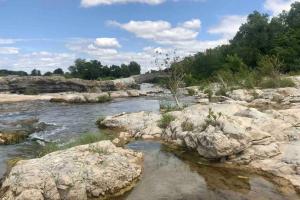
[{"left": 0, "top": 141, "right": 143, "bottom": 200}]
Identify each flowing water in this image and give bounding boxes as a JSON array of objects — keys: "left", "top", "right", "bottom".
[{"left": 0, "top": 97, "right": 299, "bottom": 199}]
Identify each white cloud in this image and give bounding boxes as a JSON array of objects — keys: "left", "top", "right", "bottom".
[
  {"left": 0, "top": 38, "right": 16, "bottom": 45},
  {"left": 264, "top": 0, "right": 298, "bottom": 16},
  {"left": 81, "top": 0, "right": 165, "bottom": 7},
  {"left": 181, "top": 19, "right": 201, "bottom": 30},
  {"left": 208, "top": 15, "right": 247, "bottom": 39},
  {"left": 0, "top": 51, "right": 75, "bottom": 73},
  {"left": 94, "top": 37, "right": 121, "bottom": 48},
  {"left": 0, "top": 47, "right": 19, "bottom": 54},
  {"left": 110, "top": 19, "right": 199, "bottom": 45}
]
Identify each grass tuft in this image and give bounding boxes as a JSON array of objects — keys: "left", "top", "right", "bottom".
[{"left": 158, "top": 114, "right": 176, "bottom": 129}]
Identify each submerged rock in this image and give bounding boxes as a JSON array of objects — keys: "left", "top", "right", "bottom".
[
  {"left": 0, "top": 118, "right": 47, "bottom": 145},
  {"left": 0, "top": 141, "right": 143, "bottom": 200}
]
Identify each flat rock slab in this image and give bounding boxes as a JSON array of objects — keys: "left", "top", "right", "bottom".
[{"left": 0, "top": 141, "right": 143, "bottom": 200}]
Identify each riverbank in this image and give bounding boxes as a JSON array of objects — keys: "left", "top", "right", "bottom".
[
  {"left": 0, "top": 86, "right": 166, "bottom": 104},
  {"left": 1, "top": 77, "right": 300, "bottom": 199},
  {"left": 99, "top": 85, "right": 300, "bottom": 192}
]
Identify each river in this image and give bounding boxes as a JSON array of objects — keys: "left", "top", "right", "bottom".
[{"left": 0, "top": 97, "right": 299, "bottom": 199}]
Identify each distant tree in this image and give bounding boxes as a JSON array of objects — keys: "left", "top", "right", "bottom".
[
  {"left": 127, "top": 61, "right": 141, "bottom": 75},
  {"left": 44, "top": 71, "right": 52, "bottom": 76},
  {"left": 230, "top": 11, "right": 270, "bottom": 67},
  {"left": 0, "top": 70, "right": 28, "bottom": 76},
  {"left": 53, "top": 68, "right": 64, "bottom": 75},
  {"left": 31, "top": 69, "right": 41, "bottom": 76}
]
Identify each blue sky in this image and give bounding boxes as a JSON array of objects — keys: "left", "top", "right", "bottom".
[{"left": 0, "top": 0, "right": 298, "bottom": 73}]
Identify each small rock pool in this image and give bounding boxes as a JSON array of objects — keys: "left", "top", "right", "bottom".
[{"left": 0, "top": 97, "right": 299, "bottom": 199}]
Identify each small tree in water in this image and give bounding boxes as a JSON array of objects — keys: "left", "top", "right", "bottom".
[
  {"left": 155, "top": 50, "right": 185, "bottom": 108},
  {"left": 168, "top": 61, "right": 185, "bottom": 108}
]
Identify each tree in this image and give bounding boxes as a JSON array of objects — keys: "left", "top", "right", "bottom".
[
  {"left": 128, "top": 61, "right": 141, "bottom": 75},
  {"left": 53, "top": 68, "right": 64, "bottom": 75},
  {"left": 31, "top": 69, "right": 41, "bottom": 76},
  {"left": 230, "top": 11, "right": 270, "bottom": 67},
  {"left": 168, "top": 63, "right": 185, "bottom": 108},
  {"left": 44, "top": 71, "right": 52, "bottom": 76}
]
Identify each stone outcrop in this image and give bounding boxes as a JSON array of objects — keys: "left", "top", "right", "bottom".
[
  {"left": 0, "top": 76, "right": 138, "bottom": 94},
  {"left": 100, "top": 97, "right": 300, "bottom": 189},
  {"left": 0, "top": 141, "right": 143, "bottom": 200},
  {"left": 0, "top": 118, "right": 48, "bottom": 145},
  {"left": 49, "top": 90, "right": 147, "bottom": 104},
  {"left": 100, "top": 111, "right": 162, "bottom": 139}
]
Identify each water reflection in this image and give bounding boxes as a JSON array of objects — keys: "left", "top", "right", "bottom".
[{"left": 122, "top": 141, "right": 299, "bottom": 200}]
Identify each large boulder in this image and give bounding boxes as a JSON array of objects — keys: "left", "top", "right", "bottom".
[
  {"left": 100, "top": 111, "right": 162, "bottom": 138},
  {"left": 0, "top": 141, "right": 143, "bottom": 200}
]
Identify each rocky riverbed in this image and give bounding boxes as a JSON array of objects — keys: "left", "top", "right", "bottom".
[
  {"left": 1, "top": 79, "right": 300, "bottom": 199},
  {"left": 100, "top": 85, "right": 300, "bottom": 192}
]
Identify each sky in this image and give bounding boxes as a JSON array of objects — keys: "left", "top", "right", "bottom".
[{"left": 0, "top": 0, "right": 298, "bottom": 73}]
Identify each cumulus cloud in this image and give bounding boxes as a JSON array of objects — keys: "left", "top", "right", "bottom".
[
  {"left": 0, "top": 47, "right": 19, "bottom": 54},
  {"left": 181, "top": 19, "right": 201, "bottom": 30},
  {"left": 208, "top": 15, "right": 247, "bottom": 39},
  {"left": 94, "top": 38, "right": 121, "bottom": 48},
  {"left": 109, "top": 19, "right": 200, "bottom": 46},
  {"left": 81, "top": 0, "right": 165, "bottom": 7},
  {"left": 66, "top": 18, "right": 231, "bottom": 72},
  {"left": 0, "top": 51, "right": 75, "bottom": 72},
  {"left": 264, "top": 0, "right": 298, "bottom": 16}
]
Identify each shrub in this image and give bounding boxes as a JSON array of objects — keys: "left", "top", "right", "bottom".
[
  {"left": 187, "top": 88, "right": 197, "bottom": 96},
  {"left": 259, "top": 78, "right": 295, "bottom": 88},
  {"left": 97, "top": 94, "right": 112, "bottom": 103},
  {"left": 201, "top": 108, "right": 222, "bottom": 130},
  {"left": 181, "top": 120, "right": 194, "bottom": 132},
  {"left": 215, "top": 87, "right": 227, "bottom": 96},
  {"left": 204, "top": 88, "right": 213, "bottom": 101},
  {"left": 96, "top": 116, "right": 106, "bottom": 128},
  {"left": 158, "top": 114, "right": 176, "bottom": 129},
  {"left": 160, "top": 103, "right": 181, "bottom": 113}
]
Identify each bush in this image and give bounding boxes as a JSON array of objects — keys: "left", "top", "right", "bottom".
[
  {"left": 204, "top": 88, "right": 213, "bottom": 101},
  {"left": 97, "top": 94, "right": 112, "bottom": 103},
  {"left": 96, "top": 116, "right": 106, "bottom": 128},
  {"left": 201, "top": 108, "right": 222, "bottom": 130},
  {"left": 187, "top": 88, "right": 197, "bottom": 96},
  {"left": 158, "top": 114, "right": 176, "bottom": 129},
  {"left": 215, "top": 86, "right": 228, "bottom": 96},
  {"left": 181, "top": 121, "right": 194, "bottom": 132},
  {"left": 259, "top": 78, "right": 295, "bottom": 88}
]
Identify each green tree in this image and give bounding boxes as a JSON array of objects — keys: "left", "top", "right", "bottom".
[
  {"left": 31, "top": 69, "right": 41, "bottom": 76},
  {"left": 53, "top": 68, "right": 64, "bottom": 75}
]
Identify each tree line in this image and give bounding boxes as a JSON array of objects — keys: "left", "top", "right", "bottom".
[
  {"left": 175, "top": 2, "right": 300, "bottom": 88},
  {"left": 0, "top": 59, "right": 141, "bottom": 80}
]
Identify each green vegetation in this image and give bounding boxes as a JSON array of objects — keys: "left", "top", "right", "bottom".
[
  {"left": 201, "top": 108, "right": 223, "bottom": 130},
  {"left": 0, "top": 69, "right": 28, "bottom": 76},
  {"left": 187, "top": 88, "right": 197, "bottom": 96},
  {"left": 68, "top": 59, "right": 141, "bottom": 80},
  {"left": 97, "top": 94, "right": 112, "bottom": 103},
  {"left": 38, "top": 132, "right": 113, "bottom": 157},
  {"left": 1, "top": 60, "right": 141, "bottom": 81},
  {"left": 160, "top": 103, "right": 181, "bottom": 113},
  {"left": 173, "top": 3, "right": 300, "bottom": 89},
  {"left": 259, "top": 77, "right": 296, "bottom": 89},
  {"left": 181, "top": 120, "right": 194, "bottom": 132},
  {"left": 96, "top": 117, "right": 106, "bottom": 128},
  {"left": 158, "top": 114, "right": 176, "bottom": 129}
]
